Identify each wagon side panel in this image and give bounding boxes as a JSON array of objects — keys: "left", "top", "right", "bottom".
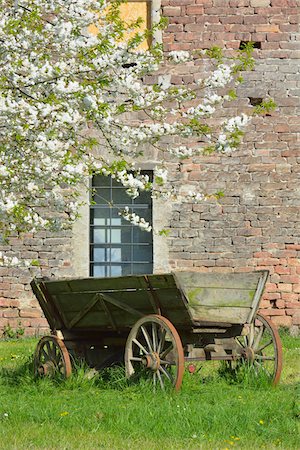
[{"left": 174, "top": 271, "right": 269, "bottom": 325}]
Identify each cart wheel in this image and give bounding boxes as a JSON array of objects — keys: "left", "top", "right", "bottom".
[
  {"left": 234, "top": 313, "right": 282, "bottom": 385},
  {"left": 34, "top": 335, "right": 72, "bottom": 379},
  {"left": 125, "top": 315, "right": 184, "bottom": 391}
]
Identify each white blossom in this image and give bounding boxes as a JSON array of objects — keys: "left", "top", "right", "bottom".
[{"left": 0, "top": 0, "right": 256, "bottom": 264}]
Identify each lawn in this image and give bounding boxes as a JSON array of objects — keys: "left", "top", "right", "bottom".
[{"left": 0, "top": 331, "right": 299, "bottom": 450}]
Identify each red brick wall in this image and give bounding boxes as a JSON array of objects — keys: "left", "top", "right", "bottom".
[
  {"left": 0, "top": 0, "right": 299, "bottom": 336},
  {"left": 0, "top": 231, "right": 73, "bottom": 336},
  {"left": 164, "top": 0, "right": 300, "bottom": 332}
]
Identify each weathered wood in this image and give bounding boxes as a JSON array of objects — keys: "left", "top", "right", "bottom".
[
  {"left": 67, "top": 294, "right": 100, "bottom": 329},
  {"left": 99, "top": 297, "right": 118, "bottom": 331},
  {"left": 189, "top": 305, "right": 250, "bottom": 324},
  {"left": 182, "top": 287, "right": 256, "bottom": 308},
  {"left": 174, "top": 271, "right": 265, "bottom": 290},
  {"left": 45, "top": 273, "right": 177, "bottom": 295},
  {"left": 32, "top": 270, "right": 268, "bottom": 334},
  {"left": 99, "top": 293, "right": 144, "bottom": 318}
]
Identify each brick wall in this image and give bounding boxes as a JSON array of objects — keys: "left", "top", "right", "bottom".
[
  {"left": 164, "top": 0, "right": 300, "bottom": 333},
  {"left": 0, "top": 0, "right": 299, "bottom": 336},
  {"left": 0, "top": 231, "right": 73, "bottom": 336}
]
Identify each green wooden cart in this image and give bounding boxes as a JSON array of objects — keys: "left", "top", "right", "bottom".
[{"left": 31, "top": 270, "right": 282, "bottom": 390}]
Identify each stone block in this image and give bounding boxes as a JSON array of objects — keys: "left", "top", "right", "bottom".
[
  {"left": 30, "top": 318, "right": 49, "bottom": 328},
  {"left": 292, "top": 312, "right": 300, "bottom": 325},
  {"left": 256, "top": 24, "right": 280, "bottom": 32},
  {"left": 163, "top": 6, "right": 182, "bottom": 16},
  {"left": 271, "top": 315, "right": 293, "bottom": 327},
  {"left": 3, "top": 309, "right": 19, "bottom": 318},
  {"left": 19, "top": 309, "right": 42, "bottom": 318},
  {"left": 250, "top": 0, "right": 270, "bottom": 5}
]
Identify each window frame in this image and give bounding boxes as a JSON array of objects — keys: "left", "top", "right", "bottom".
[{"left": 89, "top": 172, "right": 153, "bottom": 278}]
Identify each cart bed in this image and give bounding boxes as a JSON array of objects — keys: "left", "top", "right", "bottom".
[{"left": 31, "top": 270, "right": 268, "bottom": 333}]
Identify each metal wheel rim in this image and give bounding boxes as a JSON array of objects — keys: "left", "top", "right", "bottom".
[
  {"left": 34, "top": 335, "right": 72, "bottom": 379},
  {"left": 234, "top": 313, "right": 282, "bottom": 385},
  {"left": 125, "top": 314, "right": 184, "bottom": 391}
]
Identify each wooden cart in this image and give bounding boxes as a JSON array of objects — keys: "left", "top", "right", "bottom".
[{"left": 31, "top": 270, "right": 282, "bottom": 390}]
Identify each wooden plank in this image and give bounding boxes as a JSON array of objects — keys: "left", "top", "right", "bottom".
[
  {"left": 182, "top": 287, "right": 256, "bottom": 308},
  {"left": 246, "top": 270, "right": 269, "bottom": 323},
  {"left": 143, "top": 275, "right": 162, "bottom": 314},
  {"left": 62, "top": 309, "right": 144, "bottom": 329},
  {"left": 174, "top": 271, "right": 267, "bottom": 290},
  {"left": 189, "top": 305, "right": 250, "bottom": 324},
  {"left": 145, "top": 274, "right": 177, "bottom": 289},
  {"left": 99, "top": 293, "right": 144, "bottom": 318},
  {"left": 30, "top": 279, "right": 61, "bottom": 330},
  {"left": 156, "top": 288, "right": 194, "bottom": 328},
  {"left": 44, "top": 273, "right": 177, "bottom": 295},
  {"left": 67, "top": 294, "right": 99, "bottom": 329},
  {"left": 51, "top": 290, "right": 152, "bottom": 312},
  {"left": 99, "top": 297, "right": 117, "bottom": 331}
]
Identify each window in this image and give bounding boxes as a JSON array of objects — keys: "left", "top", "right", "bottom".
[{"left": 90, "top": 173, "right": 153, "bottom": 277}]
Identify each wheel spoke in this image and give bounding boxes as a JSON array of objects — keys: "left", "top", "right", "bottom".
[
  {"left": 45, "top": 341, "right": 51, "bottom": 357},
  {"left": 152, "top": 323, "right": 158, "bottom": 352},
  {"left": 54, "top": 349, "right": 62, "bottom": 364},
  {"left": 132, "top": 338, "right": 148, "bottom": 355},
  {"left": 153, "top": 371, "right": 157, "bottom": 388},
  {"left": 49, "top": 342, "right": 57, "bottom": 359},
  {"left": 224, "top": 314, "right": 282, "bottom": 386},
  {"left": 41, "top": 348, "right": 48, "bottom": 360},
  {"left": 257, "top": 339, "right": 273, "bottom": 353},
  {"left": 248, "top": 324, "right": 255, "bottom": 347},
  {"left": 34, "top": 336, "right": 71, "bottom": 379},
  {"left": 141, "top": 325, "right": 153, "bottom": 352},
  {"left": 255, "top": 355, "right": 275, "bottom": 361},
  {"left": 252, "top": 325, "right": 264, "bottom": 351},
  {"left": 157, "top": 370, "right": 165, "bottom": 390},
  {"left": 254, "top": 360, "right": 272, "bottom": 377},
  {"left": 157, "top": 329, "right": 166, "bottom": 354},
  {"left": 160, "top": 343, "right": 173, "bottom": 360},
  {"left": 160, "top": 359, "right": 176, "bottom": 365},
  {"left": 159, "top": 365, "right": 174, "bottom": 384},
  {"left": 125, "top": 316, "right": 184, "bottom": 392}
]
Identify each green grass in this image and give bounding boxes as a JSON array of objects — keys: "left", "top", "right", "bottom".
[{"left": 0, "top": 332, "right": 299, "bottom": 450}]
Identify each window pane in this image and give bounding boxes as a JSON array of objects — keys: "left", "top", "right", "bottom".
[
  {"left": 92, "top": 228, "right": 109, "bottom": 244},
  {"left": 110, "top": 266, "right": 122, "bottom": 277},
  {"left": 111, "top": 229, "right": 121, "bottom": 244},
  {"left": 93, "top": 175, "right": 111, "bottom": 187},
  {"left": 134, "top": 190, "right": 152, "bottom": 205},
  {"left": 112, "top": 188, "right": 133, "bottom": 205},
  {"left": 133, "top": 227, "right": 152, "bottom": 244},
  {"left": 90, "top": 173, "right": 153, "bottom": 277},
  {"left": 132, "top": 207, "right": 151, "bottom": 222},
  {"left": 119, "top": 264, "right": 133, "bottom": 276},
  {"left": 109, "top": 248, "right": 122, "bottom": 262},
  {"left": 92, "top": 265, "right": 106, "bottom": 277},
  {"left": 133, "top": 263, "right": 153, "bottom": 275},
  {"left": 133, "top": 245, "right": 152, "bottom": 262},
  {"left": 111, "top": 217, "right": 122, "bottom": 226},
  {"left": 93, "top": 188, "right": 111, "bottom": 204},
  {"left": 92, "top": 247, "right": 106, "bottom": 262},
  {"left": 91, "top": 208, "right": 110, "bottom": 225}
]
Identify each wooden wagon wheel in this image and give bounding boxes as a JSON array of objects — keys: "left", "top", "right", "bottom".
[
  {"left": 34, "top": 335, "right": 72, "bottom": 379},
  {"left": 125, "top": 315, "right": 185, "bottom": 391},
  {"left": 234, "top": 313, "right": 282, "bottom": 385}
]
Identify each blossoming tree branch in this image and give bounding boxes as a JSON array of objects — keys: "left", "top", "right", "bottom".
[{"left": 0, "top": 0, "right": 274, "bottom": 265}]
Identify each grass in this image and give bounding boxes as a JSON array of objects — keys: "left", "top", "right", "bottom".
[{"left": 0, "top": 331, "right": 299, "bottom": 450}]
